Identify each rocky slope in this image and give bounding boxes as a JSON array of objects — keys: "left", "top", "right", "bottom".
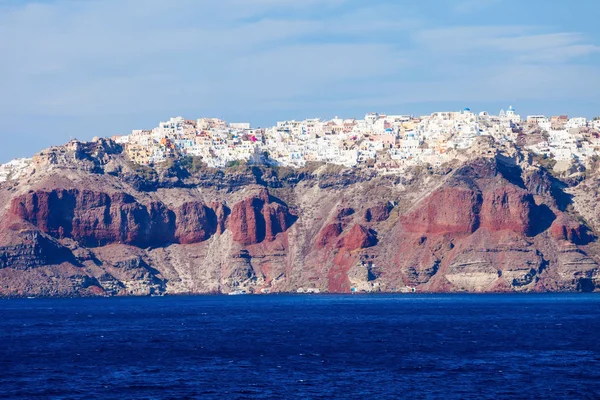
[{"left": 1, "top": 138, "right": 599, "bottom": 296}]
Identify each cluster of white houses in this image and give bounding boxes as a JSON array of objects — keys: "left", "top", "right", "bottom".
[
  {"left": 0, "top": 106, "right": 600, "bottom": 182},
  {"left": 109, "top": 107, "right": 600, "bottom": 172},
  {"left": 0, "top": 158, "right": 32, "bottom": 183},
  {"left": 2, "top": 107, "right": 599, "bottom": 184}
]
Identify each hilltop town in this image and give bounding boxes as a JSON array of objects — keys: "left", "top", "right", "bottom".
[
  {"left": 2, "top": 106, "right": 600, "bottom": 181},
  {"left": 111, "top": 106, "right": 599, "bottom": 173},
  {"left": 2, "top": 105, "right": 600, "bottom": 297}
]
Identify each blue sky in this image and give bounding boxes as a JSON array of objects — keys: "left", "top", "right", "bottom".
[{"left": 1, "top": 0, "right": 599, "bottom": 162}]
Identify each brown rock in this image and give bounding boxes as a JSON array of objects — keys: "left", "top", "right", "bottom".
[
  {"left": 229, "top": 196, "right": 264, "bottom": 245},
  {"left": 209, "top": 202, "right": 230, "bottom": 235},
  {"left": 174, "top": 202, "right": 218, "bottom": 244},
  {"left": 551, "top": 214, "right": 594, "bottom": 245},
  {"left": 364, "top": 203, "right": 392, "bottom": 222},
  {"left": 337, "top": 224, "right": 378, "bottom": 251},
  {"left": 1, "top": 147, "right": 598, "bottom": 296},
  {"left": 0, "top": 221, "right": 78, "bottom": 270},
  {"left": 402, "top": 187, "right": 482, "bottom": 235},
  {"left": 316, "top": 223, "right": 343, "bottom": 249},
  {"left": 402, "top": 185, "right": 554, "bottom": 237},
  {"left": 228, "top": 190, "right": 296, "bottom": 246},
  {"left": 264, "top": 202, "right": 295, "bottom": 242},
  {"left": 10, "top": 189, "right": 177, "bottom": 248},
  {"left": 479, "top": 186, "right": 548, "bottom": 236}
]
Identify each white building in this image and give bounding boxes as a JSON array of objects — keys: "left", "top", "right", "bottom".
[
  {"left": 0, "top": 158, "right": 32, "bottom": 182},
  {"left": 230, "top": 122, "right": 251, "bottom": 130},
  {"left": 527, "top": 115, "right": 549, "bottom": 124},
  {"left": 504, "top": 105, "right": 522, "bottom": 123},
  {"left": 566, "top": 117, "right": 587, "bottom": 129},
  {"left": 527, "top": 115, "right": 551, "bottom": 130},
  {"left": 365, "top": 112, "right": 379, "bottom": 125},
  {"left": 114, "top": 106, "right": 600, "bottom": 174},
  {"left": 114, "top": 135, "right": 130, "bottom": 144}
]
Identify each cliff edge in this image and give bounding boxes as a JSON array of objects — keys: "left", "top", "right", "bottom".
[{"left": 1, "top": 138, "right": 599, "bottom": 296}]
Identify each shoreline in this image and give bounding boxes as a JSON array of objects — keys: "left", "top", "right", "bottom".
[{"left": 2, "top": 291, "right": 599, "bottom": 300}]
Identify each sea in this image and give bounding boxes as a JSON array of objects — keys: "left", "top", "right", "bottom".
[{"left": 1, "top": 294, "right": 599, "bottom": 399}]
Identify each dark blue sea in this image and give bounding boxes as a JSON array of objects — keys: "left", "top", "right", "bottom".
[{"left": 1, "top": 294, "right": 600, "bottom": 399}]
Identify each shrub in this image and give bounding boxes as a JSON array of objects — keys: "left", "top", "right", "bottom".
[
  {"left": 179, "top": 156, "right": 206, "bottom": 174},
  {"left": 127, "top": 161, "right": 158, "bottom": 181},
  {"left": 531, "top": 153, "right": 557, "bottom": 171}
]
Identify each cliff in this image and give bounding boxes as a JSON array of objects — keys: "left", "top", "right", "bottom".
[{"left": 1, "top": 138, "right": 599, "bottom": 296}]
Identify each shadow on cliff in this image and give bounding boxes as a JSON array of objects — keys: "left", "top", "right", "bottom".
[
  {"left": 574, "top": 227, "right": 597, "bottom": 245},
  {"left": 577, "top": 278, "right": 596, "bottom": 292},
  {"left": 0, "top": 222, "right": 83, "bottom": 269},
  {"left": 496, "top": 157, "right": 526, "bottom": 189},
  {"left": 549, "top": 177, "right": 574, "bottom": 212},
  {"left": 525, "top": 167, "right": 574, "bottom": 212},
  {"left": 529, "top": 204, "right": 556, "bottom": 237},
  {"left": 450, "top": 158, "right": 526, "bottom": 191}
]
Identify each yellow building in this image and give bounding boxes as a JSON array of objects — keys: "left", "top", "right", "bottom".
[{"left": 126, "top": 144, "right": 152, "bottom": 165}]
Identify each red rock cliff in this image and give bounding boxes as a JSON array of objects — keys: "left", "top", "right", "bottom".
[
  {"left": 174, "top": 202, "right": 218, "bottom": 245},
  {"left": 336, "top": 224, "right": 378, "bottom": 251},
  {"left": 9, "top": 190, "right": 214, "bottom": 247},
  {"left": 1, "top": 150, "right": 598, "bottom": 297},
  {"left": 402, "top": 187, "right": 482, "bottom": 235},
  {"left": 228, "top": 190, "right": 297, "bottom": 246},
  {"left": 479, "top": 186, "right": 554, "bottom": 236}
]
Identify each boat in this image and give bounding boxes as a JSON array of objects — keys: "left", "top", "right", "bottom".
[{"left": 228, "top": 290, "right": 247, "bottom": 295}]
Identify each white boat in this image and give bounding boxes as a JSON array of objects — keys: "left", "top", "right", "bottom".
[{"left": 228, "top": 290, "right": 247, "bottom": 295}]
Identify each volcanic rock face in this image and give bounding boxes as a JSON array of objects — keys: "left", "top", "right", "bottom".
[
  {"left": 364, "top": 203, "right": 392, "bottom": 222},
  {"left": 1, "top": 141, "right": 599, "bottom": 296},
  {"left": 0, "top": 223, "right": 77, "bottom": 270},
  {"left": 209, "top": 202, "right": 230, "bottom": 235},
  {"left": 402, "top": 187, "right": 482, "bottom": 235},
  {"left": 384, "top": 159, "right": 597, "bottom": 294},
  {"left": 174, "top": 202, "right": 217, "bottom": 245},
  {"left": 551, "top": 214, "right": 594, "bottom": 245},
  {"left": 10, "top": 188, "right": 296, "bottom": 249},
  {"left": 336, "top": 224, "right": 378, "bottom": 251},
  {"left": 479, "top": 187, "right": 554, "bottom": 236},
  {"left": 228, "top": 190, "right": 297, "bottom": 246},
  {"left": 402, "top": 184, "right": 554, "bottom": 237},
  {"left": 316, "top": 223, "right": 343, "bottom": 249},
  {"left": 11, "top": 190, "right": 177, "bottom": 248}
]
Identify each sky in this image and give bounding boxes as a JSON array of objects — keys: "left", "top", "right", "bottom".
[{"left": 1, "top": 0, "right": 600, "bottom": 162}]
